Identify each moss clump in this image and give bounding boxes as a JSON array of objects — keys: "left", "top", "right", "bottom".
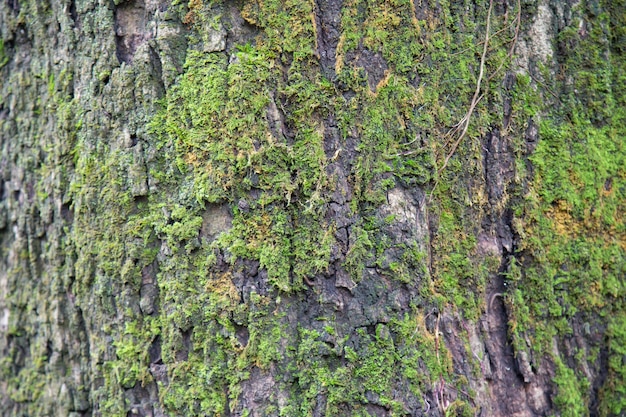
[
  {"left": 504, "top": 1, "right": 626, "bottom": 412},
  {"left": 145, "top": 0, "right": 456, "bottom": 413},
  {"left": 600, "top": 312, "right": 626, "bottom": 415},
  {"left": 552, "top": 358, "right": 588, "bottom": 416}
]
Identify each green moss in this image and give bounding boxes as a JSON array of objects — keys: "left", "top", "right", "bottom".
[
  {"left": 0, "top": 39, "right": 7, "bottom": 69},
  {"left": 286, "top": 314, "right": 456, "bottom": 416},
  {"left": 502, "top": 1, "right": 626, "bottom": 412},
  {"left": 112, "top": 318, "right": 161, "bottom": 388},
  {"left": 114, "top": 0, "right": 488, "bottom": 412},
  {"left": 552, "top": 358, "right": 588, "bottom": 416},
  {"left": 599, "top": 312, "right": 626, "bottom": 416}
]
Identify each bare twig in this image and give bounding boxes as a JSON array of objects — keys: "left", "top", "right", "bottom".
[
  {"left": 434, "top": 312, "right": 441, "bottom": 362},
  {"left": 429, "top": 0, "right": 494, "bottom": 203},
  {"left": 450, "top": 10, "right": 519, "bottom": 58},
  {"left": 440, "top": 0, "right": 493, "bottom": 176},
  {"left": 435, "top": 376, "right": 450, "bottom": 414},
  {"left": 488, "top": 292, "right": 504, "bottom": 312},
  {"left": 510, "top": 0, "right": 522, "bottom": 59},
  {"left": 428, "top": 0, "right": 525, "bottom": 204},
  {"left": 487, "top": 0, "right": 522, "bottom": 83},
  {"left": 528, "top": 71, "right": 561, "bottom": 102}
]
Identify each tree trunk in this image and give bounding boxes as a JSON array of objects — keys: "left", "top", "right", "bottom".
[{"left": 1, "top": 0, "right": 624, "bottom": 416}]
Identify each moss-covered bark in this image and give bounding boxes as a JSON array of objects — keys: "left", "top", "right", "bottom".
[{"left": 1, "top": 0, "right": 624, "bottom": 416}]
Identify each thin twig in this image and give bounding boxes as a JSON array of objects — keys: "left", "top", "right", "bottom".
[
  {"left": 436, "top": 376, "right": 449, "bottom": 414},
  {"left": 450, "top": 12, "right": 519, "bottom": 57},
  {"left": 488, "top": 292, "right": 504, "bottom": 313},
  {"left": 440, "top": 0, "right": 493, "bottom": 175},
  {"left": 434, "top": 312, "right": 441, "bottom": 362},
  {"left": 528, "top": 71, "right": 561, "bottom": 102},
  {"left": 487, "top": 0, "right": 522, "bottom": 83},
  {"left": 429, "top": 0, "right": 494, "bottom": 203},
  {"left": 510, "top": 0, "right": 522, "bottom": 59}
]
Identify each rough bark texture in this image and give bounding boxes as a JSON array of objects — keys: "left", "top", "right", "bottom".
[{"left": 1, "top": 0, "right": 625, "bottom": 416}]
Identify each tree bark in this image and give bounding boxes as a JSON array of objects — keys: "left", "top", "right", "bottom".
[{"left": 1, "top": 0, "right": 625, "bottom": 416}]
